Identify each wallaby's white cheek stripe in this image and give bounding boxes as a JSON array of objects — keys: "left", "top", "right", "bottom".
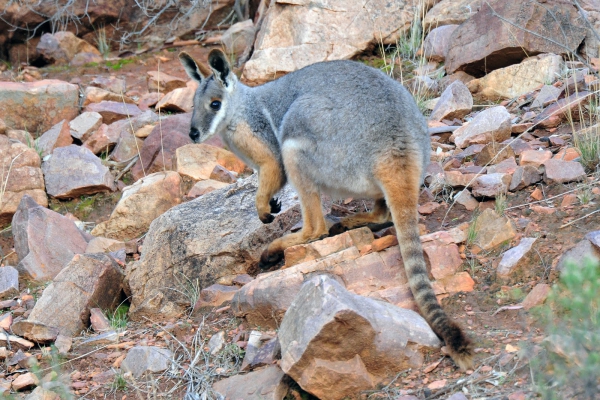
[{"left": 208, "top": 98, "right": 228, "bottom": 136}]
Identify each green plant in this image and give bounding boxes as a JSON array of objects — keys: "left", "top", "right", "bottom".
[
  {"left": 531, "top": 258, "right": 600, "bottom": 399},
  {"left": 466, "top": 212, "right": 479, "bottom": 248},
  {"left": 573, "top": 124, "right": 600, "bottom": 172},
  {"left": 108, "top": 304, "right": 129, "bottom": 331},
  {"left": 495, "top": 193, "right": 508, "bottom": 216},
  {"left": 577, "top": 185, "right": 593, "bottom": 205},
  {"left": 110, "top": 370, "right": 128, "bottom": 392},
  {"left": 95, "top": 26, "right": 111, "bottom": 59},
  {"left": 105, "top": 58, "right": 135, "bottom": 71}
]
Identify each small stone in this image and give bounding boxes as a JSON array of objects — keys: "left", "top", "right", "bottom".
[
  {"left": 90, "top": 76, "right": 126, "bottom": 95},
  {"left": 487, "top": 157, "right": 518, "bottom": 175},
  {"left": 475, "top": 142, "right": 515, "bottom": 167},
  {"left": 210, "top": 165, "right": 237, "bottom": 183},
  {"left": 83, "top": 86, "right": 135, "bottom": 106},
  {"left": 509, "top": 166, "right": 542, "bottom": 191},
  {"left": 429, "top": 80, "right": 473, "bottom": 122},
  {"left": 121, "top": 346, "right": 173, "bottom": 378},
  {"left": 0, "top": 313, "right": 12, "bottom": 330},
  {"left": 69, "top": 112, "right": 103, "bottom": 142},
  {"left": 81, "top": 331, "right": 119, "bottom": 346},
  {"left": 90, "top": 308, "right": 111, "bottom": 332},
  {"left": 531, "top": 85, "right": 563, "bottom": 108},
  {"left": 155, "top": 85, "right": 196, "bottom": 113},
  {"left": 553, "top": 147, "right": 580, "bottom": 162},
  {"left": 519, "top": 150, "right": 552, "bottom": 169},
  {"left": 449, "top": 106, "right": 512, "bottom": 149},
  {"left": 212, "top": 365, "right": 288, "bottom": 400},
  {"left": 0, "top": 266, "right": 19, "bottom": 300},
  {"left": 12, "top": 372, "right": 38, "bottom": 391},
  {"left": 35, "top": 120, "right": 73, "bottom": 157},
  {"left": 530, "top": 187, "right": 543, "bottom": 201},
  {"left": 84, "top": 101, "right": 142, "bottom": 125},
  {"left": 543, "top": 159, "right": 586, "bottom": 184},
  {"left": 522, "top": 284, "right": 551, "bottom": 310},
  {"left": 473, "top": 209, "right": 517, "bottom": 251},
  {"left": 472, "top": 173, "right": 511, "bottom": 198},
  {"left": 418, "top": 202, "right": 442, "bottom": 215},
  {"left": 561, "top": 193, "right": 578, "bottom": 208},
  {"left": 85, "top": 237, "right": 126, "bottom": 254},
  {"left": 147, "top": 71, "right": 187, "bottom": 93},
  {"left": 497, "top": 238, "right": 538, "bottom": 284},
  {"left": 455, "top": 189, "right": 479, "bottom": 211},
  {"left": 194, "top": 284, "right": 239, "bottom": 310},
  {"left": 134, "top": 124, "right": 155, "bottom": 138},
  {"left": 208, "top": 331, "right": 226, "bottom": 355},
  {"left": 54, "top": 334, "right": 72, "bottom": 354}
]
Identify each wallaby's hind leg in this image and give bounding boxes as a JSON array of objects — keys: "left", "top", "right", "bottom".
[
  {"left": 259, "top": 144, "right": 328, "bottom": 269},
  {"left": 329, "top": 198, "right": 392, "bottom": 235},
  {"left": 374, "top": 151, "right": 474, "bottom": 371}
]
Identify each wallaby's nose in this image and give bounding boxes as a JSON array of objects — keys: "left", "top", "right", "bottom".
[{"left": 190, "top": 127, "right": 200, "bottom": 143}]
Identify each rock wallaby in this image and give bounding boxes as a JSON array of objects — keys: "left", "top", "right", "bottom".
[{"left": 179, "top": 49, "right": 474, "bottom": 370}]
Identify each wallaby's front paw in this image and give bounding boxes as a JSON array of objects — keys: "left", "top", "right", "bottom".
[
  {"left": 328, "top": 222, "right": 348, "bottom": 236},
  {"left": 270, "top": 198, "right": 282, "bottom": 214},
  {"left": 259, "top": 212, "right": 275, "bottom": 224},
  {"left": 259, "top": 249, "right": 284, "bottom": 270}
]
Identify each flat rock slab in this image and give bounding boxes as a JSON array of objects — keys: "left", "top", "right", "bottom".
[
  {"left": 12, "top": 195, "right": 88, "bottom": 281},
  {"left": 42, "top": 144, "right": 115, "bottom": 199},
  {"left": 543, "top": 159, "right": 586, "bottom": 184},
  {"left": 212, "top": 365, "right": 289, "bottom": 400},
  {"left": 24, "top": 253, "right": 124, "bottom": 336},
  {"left": 126, "top": 174, "right": 308, "bottom": 319},
  {"left": 473, "top": 208, "right": 517, "bottom": 251},
  {"left": 0, "top": 79, "right": 79, "bottom": 132},
  {"left": 84, "top": 101, "right": 142, "bottom": 125},
  {"left": 0, "top": 136, "right": 47, "bottom": 225},
  {"left": 279, "top": 276, "right": 441, "bottom": 400},
  {"left": 175, "top": 143, "right": 246, "bottom": 182},
  {"left": 69, "top": 112, "right": 103, "bottom": 142},
  {"left": 91, "top": 171, "right": 182, "bottom": 241},
  {"left": 121, "top": 346, "right": 173, "bottom": 378},
  {"left": 450, "top": 106, "right": 511, "bottom": 149}
]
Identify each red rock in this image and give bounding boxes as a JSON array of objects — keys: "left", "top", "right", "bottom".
[
  {"left": 422, "top": 25, "right": 458, "bottom": 63},
  {"left": 553, "top": 147, "right": 580, "bottom": 162},
  {"left": 83, "top": 124, "right": 118, "bottom": 155},
  {"left": 155, "top": 83, "right": 196, "bottom": 113},
  {"left": 147, "top": 71, "right": 187, "bottom": 93},
  {"left": 497, "top": 237, "right": 537, "bottom": 284},
  {"left": 371, "top": 235, "right": 398, "bottom": 252},
  {"left": 11, "top": 372, "right": 37, "bottom": 391},
  {"left": 522, "top": 283, "right": 551, "bottom": 310},
  {"left": 534, "top": 92, "right": 591, "bottom": 128},
  {"left": 509, "top": 166, "right": 542, "bottom": 191},
  {"left": 561, "top": 194, "right": 578, "bottom": 208},
  {"left": 83, "top": 86, "right": 135, "bottom": 106},
  {"left": 543, "top": 159, "right": 586, "bottom": 184},
  {"left": 138, "top": 92, "right": 164, "bottom": 111},
  {"left": 519, "top": 150, "right": 552, "bottom": 168},
  {"left": 194, "top": 284, "right": 240, "bottom": 310},
  {"left": 530, "top": 187, "right": 543, "bottom": 201},
  {"left": 36, "top": 120, "right": 73, "bottom": 157},
  {"left": 186, "top": 180, "right": 229, "bottom": 200},
  {"left": 89, "top": 76, "right": 126, "bottom": 95},
  {"left": 90, "top": 308, "right": 111, "bottom": 332},
  {"left": 531, "top": 205, "right": 556, "bottom": 214},
  {"left": 418, "top": 201, "right": 442, "bottom": 215},
  {"left": 84, "top": 101, "right": 142, "bottom": 125}
]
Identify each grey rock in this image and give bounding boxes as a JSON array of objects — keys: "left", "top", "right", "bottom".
[
  {"left": 472, "top": 173, "right": 511, "bottom": 198},
  {"left": 429, "top": 80, "right": 473, "bottom": 122},
  {"left": 279, "top": 276, "right": 440, "bottom": 400},
  {"left": 543, "top": 159, "right": 586, "bottom": 184},
  {"left": 509, "top": 166, "right": 542, "bottom": 191},
  {"left": 450, "top": 106, "right": 511, "bottom": 149},
  {"left": 556, "top": 239, "right": 600, "bottom": 275},
  {"left": 531, "top": 85, "right": 563, "bottom": 108},
  {"left": 497, "top": 237, "right": 537, "bottom": 284},
  {"left": 42, "top": 144, "right": 116, "bottom": 199},
  {"left": 422, "top": 25, "right": 458, "bottom": 63},
  {"left": 0, "top": 266, "right": 19, "bottom": 300},
  {"left": 69, "top": 112, "right": 103, "bottom": 142},
  {"left": 35, "top": 120, "right": 73, "bottom": 157},
  {"left": 13, "top": 195, "right": 88, "bottom": 281},
  {"left": 586, "top": 231, "right": 600, "bottom": 249},
  {"left": 212, "top": 365, "right": 288, "bottom": 400},
  {"left": 208, "top": 331, "right": 226, "bottom": 356},
  {"left": 84, "top": 101, "right": 142, "bottom": 125},
  {"left": 121, "top": 346, "right": 173, "bottom": 378}
]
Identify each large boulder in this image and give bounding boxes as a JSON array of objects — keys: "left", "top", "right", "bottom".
[
  {"left": 91, "top": 171, "right": 183, "bottom": 241},
  {"left": 242, "top": 0, "right": 419, "bottom": 85},
  {"left": 125, "top": 174, "right": 312, "bottom": 319},
  {"left": 467, "top": 54, "right": 565, "bottom": 100},
  {"left": 213, "top": 365, "right": 289, "bottom": 400},
  {"left": 17, "top": 253, "right": 124, "bottom": 337},
  {"left": 423, "top": 0, "right": 482, "bottom": 32},
  {"left": 42, "top": 145, "right": 116, "bottom": 199},
  {"left": 12, "top": 195, "right": 88, "bottom": 281},
  {"left": 421, "top": 24, "right": 459, "bottom": 63},
  {"left": 36, "top": 31, "right": 100, "bottom": 65},
  {"left": 279, "top": 276, "right": 441, "bottom": 400},
  {"left": 445, "top": 0, "right": 587, "bottom": 76},
  {"left": 0, "top": 80, "right": 79, "bottom": 133},
  {"left": 0, "top": 136, "right": 47, "bottom": 225}
]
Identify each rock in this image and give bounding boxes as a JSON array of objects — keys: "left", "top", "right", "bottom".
[
  {"left": 455, "top": 189, "right": 479, "bottom": 211},
  {"left": 422, "top": 25, "right": 458, "bottom": 63},
  {"left": 0, "top": 118, "right": 5, "bottom": 135},
  {"left": 444, "top": 171, "right": 480, "bottom": 188},
  {"left": 279, "top": 276, "right": 441, "bottom": 400},
  {"left": 509, "top": 166, "right": 542, "bottom": 191},
  {"left": 534, "top": 91, "right": 591, "bottom": 128},
  {"left": 91, "top": 171, "right": 182, "bottom": 241},
  {"left": 222, "top": 19, "right": 256, "bottom": 59},
  {"left": 429, "top": 81, "right": 473, "bottom": 122},
  {"left": 12, "top": 195, "right": 88, "bottom": 280},
  {"left": 508, "top": 138, "right": 533, "bottom": 156},
  {"left": 212, "top": 365, "right": 289, "bottom": 400},
  {"left": 36, "top": 31, "right": 100, "bottom": 65},
  {"left": 487, "top": 157, "right": 518, "bottom": 174},
  {"left": 242, "top": 335, "right": 281, "bottom": 370},
  {"left": 84, "top": 101, "right": 142, "bottom": 125},
  {"left": 11, "top": 372, "right": 38, "bottom": 391},
  {"left": 445, "top": 0, "right": 586, "bottom": 75},
  {"left": 587, "top": 231, "right": 600, "bottom": 250},
  {"left": 24, "top": 386, "right": 60, "bottom": 400},
  {"left": 89, "top": 308, "right": 111, "bottom": 332},
  {"left": 0, "top": 136, "right": 47, "bottom": 224},
  {"left": 134, "top": 124, "right": 155, "bottom": 138},
  {"left": 147, "top": 71, "right": 187, "bottom": 93},
  {"left": 531, "top": 85, "right": 563, "bottom": 108},
  {"left": 0, "top": 313, "right": 12, "bottom": 330},
  {"left": 121, "top": 346, "right": 173, "bottom": 378},
  {"left": 450, "top": 106, "right": 511, "bottom": 149},
  {"left": 186, "top": 179, "right": 229, "bottom": 199},
  {"left": 35, "top": 120, "right": 73, "bottom": 157},
  {"left": 83, "top": 86, "right": 135, "bottom": 106},
  {"left": 472, "top": 173, "right": 511, "bottom": 197},
  {"left": 10, "top": 321, "right": 60, "bottom": 343},
  {"left": 81, "top": 330, "right": 119, "bottom": 346},
  {"left": 131, "top": 113, "right": 193, "bottom": 181},
  {"left": 438, "top": 71, "right": 476, "bottom": 92},
  {"left": 82, "top": 124, "right": 116, "bottom": 155},
  {"left": 522, "top": 283, "right": 551, "bottom": 310},
  {"left": 543, "top": 159, "right": 586, "bottom": 184},
  {"left": 85, "top": 237, "right": 126, "bottom": 254},
  {"left": 90, "top": 76, "right": 127, "bottom": 95},
  {"left": 88, "top": 110, "right": 158, "bottom": 157},
  {"left": 0, "top": 333, "right": 34, "bottom": 351},
  {"left": 473, "top": 208, "right": 517, "bottom": 251},
  {"left": 24, "top": 253, "right": 124, "bottom": 336},
  {"left": 210, "top": 165, "right": 237, "bottom": 183},
  {"left": 474, "top": 142, "right": 515, "bottom": 166},
  {"left": 496, "top": 238, "right": 537, "bottom": 284},
  {"left": 283, "top": 228, "right": 373, "bottom": 268},
  {"left": 138, "top": 92, "right": 163, "bottom": 111},
  {"left": 175, "top": 143, "right": 246, "bottom": 183},
  {"left": 54, "top": 334, "right": 72, "bottom": 355},
  {"left": 155, "top": 84, "right": 196, "bottom": 113},
  {"left": 232, "top": 230, "right": 470, "bottom": 328},
  {"left": 520, "top": 150, "right": 553, "bottom": 169},
  {"left": 109, "top": 129, "right": 144, "bottom": 163},
  {"left": 242, "top": 1, "right": 417, "bottom": 85},
  {"left": 69, "top": 112, "right": 103, "bottom": 142},
  {"left": 0, "top": 266, "right": 19, "bottom": 300},
  {"left": 126, "top": 174, "right": 309, "bottom": 318},
  {"left": 42, "top": 145, "right": 116, "bottom": 199},
  {"left": 194, "top": 284, "right": 239, "bottom": 310},
  {"left": 467, "top": 54, "right": 565, "bottom": 100},
  {"left": 553, "top": 147, "right": 581, "bottom": 162},
  {"left": 423, "top": 0, "right": 481, "bottom": 31},
  {"left": 0, "top": 80, "right": 79, "bottom": 133},
  {"left": 4, "top": 128, "right": 34, "bottom": 145},
  {"left": 556, "top": 238, "right": 600, "bottom": 274}
]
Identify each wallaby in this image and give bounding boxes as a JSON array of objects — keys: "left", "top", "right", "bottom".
[{"left": 179, "top": 49, "right": 474, "bottom": 370}]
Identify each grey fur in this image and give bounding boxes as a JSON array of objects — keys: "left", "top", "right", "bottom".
[{"left": 182, "top": 54, "right": 430, "bottom": 199}]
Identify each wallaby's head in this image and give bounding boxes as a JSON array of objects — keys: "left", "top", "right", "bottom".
[{"left": 179, "top": 49, "right": 237, "bottom": 143}]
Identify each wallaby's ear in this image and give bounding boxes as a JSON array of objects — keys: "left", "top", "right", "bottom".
[
  {"left": 179, "top": 52, "right": 212, "bottom": 82},
  {"left": 208, "top": 49, "right": 232, "bottom": 88}
]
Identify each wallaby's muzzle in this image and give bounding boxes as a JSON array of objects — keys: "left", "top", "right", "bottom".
[{"left": 189, "top": 126, "right": 201, "bottom": 143}]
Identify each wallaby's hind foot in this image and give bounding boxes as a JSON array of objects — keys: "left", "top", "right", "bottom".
[
  {"left": 375, "top": 153, "right": 474, "bottom": 370},
  {"left": 259, "top": 230, "right": 328, "bottom": 270},
  {"left": 328, "top": 199, "right": 391, "bottom": 236}
]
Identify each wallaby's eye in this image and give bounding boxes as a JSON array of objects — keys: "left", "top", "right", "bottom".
[{"left": 210, "top": 100, "right": 221, "bottom": 111}]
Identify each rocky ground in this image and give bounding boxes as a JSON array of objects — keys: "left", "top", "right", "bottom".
[{"left": 1, "top": 0, "right": 600, "bottom": 399}]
